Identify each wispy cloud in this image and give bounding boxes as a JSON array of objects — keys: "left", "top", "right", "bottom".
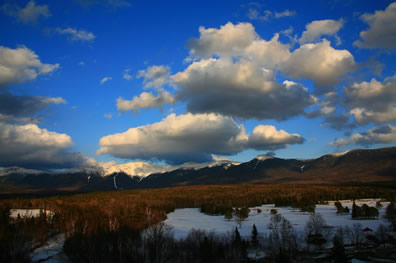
[
  {"left": 274, "top": 9, "right": 296, "bottom": 18},
  {"left": 2, "top": 0, "right": 51, "bottom": 24},
  {"left": 100, "top": 76, "right": 112, "bottom": 84},
  {"left": 104, "top": 113, "right": 113, "bottom": 119},
  {"left": 75, "top": 0, "right": 131, "bottom": 9},
  {"left": 245, "top": 3, "right": 296, "bottom": 22},
  {"left": 123, "top": 68, "right": 133, "bottom": 80},
  {"left": 56, "top": 27, "right": 96, "bottom": 41}
]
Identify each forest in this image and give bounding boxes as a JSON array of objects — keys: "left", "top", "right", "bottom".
[{"left": 1, "top": 183, "right": 396, "bottom": 262}]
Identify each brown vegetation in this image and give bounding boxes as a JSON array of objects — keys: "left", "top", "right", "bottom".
[{"left": 1, "top": 183, "right": 396, "bottom": 262}]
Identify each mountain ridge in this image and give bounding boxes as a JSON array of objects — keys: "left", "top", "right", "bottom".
[{"left": 0, "top": 147, "right": 395, "bottom": 194}]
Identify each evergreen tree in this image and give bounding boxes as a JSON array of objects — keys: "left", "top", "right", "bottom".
[
  {"left": 386, "top": 202, "right": 396, "bottom": 230},
  {"left": 251, "top": 224, "right": 258, "bottom": 248},
  {"left": 232, "top": 227, "right": 247, "bottom": 262},
  {"left": 352, "top": 201, "right": 362, "bottom": 218},
  {"left": 335, "top": 201, "right": 349, "bottom": 214},
  {"left": 331, "top": 235, "right": 347, "bottom": 263},
  {"left": 224, "top": 208, "right": 233, "bottom": 220},
  {"left": 335, "top": 201, "right": 343, "bottom": 213},
  {"left": 235, "top": 207, "right": 249, "bottom": 228},
  {"left": 199, "top": 236, "right": 213, "bottom": 263},
  {"left": 233, "top": 227, "right": 241, "bottom": 246},
  {"left": 352, "top": 201, "right": 357, "bottom": 218}
]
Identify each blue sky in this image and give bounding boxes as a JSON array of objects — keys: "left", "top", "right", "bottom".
[{"left": 0, "top": 0, "right": 395, "bottom": 169}]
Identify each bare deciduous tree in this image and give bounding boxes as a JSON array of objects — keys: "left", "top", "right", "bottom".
[{"left": 347, "top": 223, "right": 363, "bottom": 248}]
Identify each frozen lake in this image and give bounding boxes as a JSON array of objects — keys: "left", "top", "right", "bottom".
[{"left": 165, "top": 199, "right": 390, "bottom": 239}]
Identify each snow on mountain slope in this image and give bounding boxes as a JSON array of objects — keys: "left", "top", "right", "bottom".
[
  {"left": 100, "top": 159, "right": 241, "bottom": 178},
  {"left": 329, "top": 150, "right": 351, "bottom": 157},
  {"left": 101, "top": 162, "right": 175, "bottom": 178},
  {"left": 0, "top": 159, "right": 240, "bottom": 181},
  {"left": 255, "top": 155, "right": 274, "bottom": 161}
]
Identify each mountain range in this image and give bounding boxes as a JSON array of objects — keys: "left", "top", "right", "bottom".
[{"left": 0, "top": 147, "right": 395, "bottom": 194}]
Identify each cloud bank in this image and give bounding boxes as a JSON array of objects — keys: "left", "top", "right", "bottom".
[
  {"left": 0, "top": 123, "right": 96, "bottom": 169},
  {"left": 97, "top": 113, "right": 303, "bottom": 164},
  {"left": 0, "top": 92, "right": 66, "bottom": 124},
  {"left": 330, "top": 125, "right": 396, "bottom": 147},
  {"left": 172, "top": 58, "right": 315, "bottom": 120},
  {"left": 0, "top": 45, "right": 95, "bottom": 169}
]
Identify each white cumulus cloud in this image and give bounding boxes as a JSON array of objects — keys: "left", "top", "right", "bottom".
[
  {"left": 248, "top": 125, "right": 304, "bottom": 150},
  {"left": 137, "top": 65, "right": 171, "bottom": 89},
  {"left": 97, "top": 113, "right": 304, "bottom": 164},
  {"left": 187, "top": 22, "right": 259, "bottom": 58},
  {"left": 299, "top": 19, "right": 344, "bottom": 44},
  {"left": 0, "top": 46, "right": 59, "bottom": 87},
  {"left": 354, "top": 2, "right": 396, "bottom": 49},
  {"left": 281, "top": 40, "right": 355, "bottom": 92},
  {"left": 185, "top": 22, "right": 355, "bottom": 93},
  {"left": 117, "top": 91, "right": 174, "bottom": 112},
  {"left": 172, "top": 58, "right": 316, "bottom": 120},
  {"left": 345, "top": 75, "right": 396, "bottom": 125}
]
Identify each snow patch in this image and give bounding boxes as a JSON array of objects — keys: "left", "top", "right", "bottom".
[
  {"left": 330, "top": 150, "right": 351, "bottom": 157},
  {"left": 255, "top": 155, "right": 274, "bottom": 161},
  {"left": 10, "top": 209, "right": 54, "bottom": 219},
  {"left": 113, "top": 173, "right": 118, "bottom": 189},
  {"left": 100, "top": 160, "right": 240, "bottom": 179},
  {"left": 30, "top": 233, "right": 66, "bottom": 263},
  {"left": 165, "top": 199, "right": 389, "bottom": 240}
]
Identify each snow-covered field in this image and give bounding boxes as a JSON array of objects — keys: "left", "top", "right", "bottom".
[
  {"left": 165, "top": 199, "right": 390, "bottom": 239},
  {"left": 10, "top": 209, "right": 54, "bottom": 219}
]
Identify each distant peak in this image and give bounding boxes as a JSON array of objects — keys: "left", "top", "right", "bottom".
[{"left": 255, "top": 155, "right": 275, "bottom": 161}]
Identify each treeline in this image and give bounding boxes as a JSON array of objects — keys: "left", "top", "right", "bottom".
[{"left": 352, "top": 202, "right": 379, "bottom": 219}]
